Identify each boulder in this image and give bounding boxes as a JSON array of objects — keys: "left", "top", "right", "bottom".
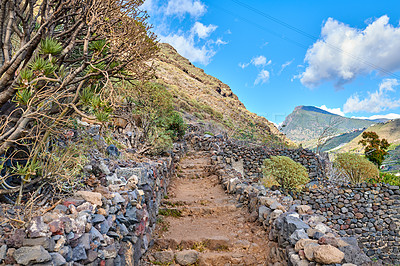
[
  {"left": 294, "top": 239, "right": 318, "bottom": 252},
  {"left": 153, "top": 251, "right": 174, "bottom": 264},
  {"left": 339, "top": 245, "right": 372, "bottom": 265},
  {"left": 13, "top": 246, "right": 52, "bottom": 265},
  {"left": 75, "top": 191, "right": 103, "bottom": 206},
  {"left": 175, "top": 250, "right": 199, "bottom": 265},
  {"left": 314, "top": 244, "right": 344, "bottom": 264},
  {"left": 304, "top": 242, "right": 320, "bottom": 261},
  {"left": 296, "top": 205, "right": 311, "bottom": 214}
]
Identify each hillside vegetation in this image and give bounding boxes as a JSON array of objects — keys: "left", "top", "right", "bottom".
[
  {"left": 337, "top": 119, "right": 400, "bottom": 153},
  {"left": 152, "top": 43, "right": 291, "bottom": 146},
  {"left": 281, "top": 106, "right": 374, "bottom": 144}
]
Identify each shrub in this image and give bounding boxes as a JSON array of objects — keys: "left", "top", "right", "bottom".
[
  {"left": 333, "top": 153, "right": 379, "bottom": 184},
  {"left": 262, "top": 156, "right": 309, "bottom": 191},
  {"left": 368, "top": 172, "right": 400, "bottom": 186}
]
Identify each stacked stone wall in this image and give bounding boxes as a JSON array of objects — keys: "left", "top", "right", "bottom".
[{"left": 299, "top": 183, "right": 400, "bottom": 264}]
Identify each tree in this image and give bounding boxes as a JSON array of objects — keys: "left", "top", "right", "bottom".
[
  {"left": 0, "top": 0, "right": 157, "bottom": 201},
  {"left": 359, "top": 131, "right": 390, "bottom": 168}
]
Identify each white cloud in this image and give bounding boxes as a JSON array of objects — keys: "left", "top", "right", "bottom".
[
  {"left": 191, "top": 22, "right": 217, "bottom": 39},
  {"left": 343, "top": 78, "right": 400, "bottom": 113},
  {"left": 160, "top": 33, "right": 215, "bottom": 65},
  {"left": 279, "top": 59, "right": 294, "bottom": 75},
  {"left": 165, "top": 0, "right": 206, "bottom": 17},
  {"left": 215, "top": 38, "right": 228, "bottom": 45},
  {"left": 254, "top": 70, "right": 270, "bottom": 85},
  {"left": 318, "top": 105, "right": 345, "bottom": 116},
  {"left": 239, "top": 55, "right": 271, "bottom": 69},
  {"left": 300, "top": 16, "right": 400, "bottom": 88},
  {"left": 352, "top": 113, "right": 400, "bottom": 120},
  {"left": 252, "top": 56, "right": 267, "bottom": 67}
]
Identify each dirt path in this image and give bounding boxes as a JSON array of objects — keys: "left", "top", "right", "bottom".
[{"left": 143, "top": 150, "right": 272, "bottom": 265}]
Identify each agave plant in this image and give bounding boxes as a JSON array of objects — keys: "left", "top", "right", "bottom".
[
  {"left": 40, "top": 37, "right": 63, "bottom": 55},
  {"left": 28, "top": 57, "right": 57, "bottom": 77}
]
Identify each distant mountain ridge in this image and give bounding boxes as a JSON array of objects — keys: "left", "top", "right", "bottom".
[
  {"left": 281, "top": 106, "right": 374, "bottom": 144},
  {"left": 295, "top": 106, "right": 338, "bottom": 116}
]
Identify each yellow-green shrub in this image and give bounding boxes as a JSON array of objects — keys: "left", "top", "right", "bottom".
[
  {"left": 334, "top": 153, "right": 379, "bottom": 184},
  {"left": 262, "top": 156, "right": 309, "bottom": 191}
]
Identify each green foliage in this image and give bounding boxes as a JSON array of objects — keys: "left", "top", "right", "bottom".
[
  {"left": 158, "top": 208, "right": 182, "bottom": 217},
  {"left": 368, "top": 172, "right": 400, "bottom": 186},
  {"left": 262, "top": 156, "right": 309, "bottom": 191},
  {"left": 14, "top": 88, "right": 33, "bottom": 106},
  {"left": 40, "top": 37, "right": 63, "bottom": 55},
  {"left": 80, "top": 87, "right": 95, "bottom": 106},
  {"left": 334, "top": 153, "right": 379, "bottom": 184},
  {"left": 19, "top": 69, "right": 33, "bottom": 83},
  {"left": 89, "top": 39, "right": 108, "bottom": 54},
  {"left": 164, "top": 111, "right": 187, "bottom": 139},
  {"left": 130, "top": 82, "right": 187, "bottom": 154},
  {"left": 359, "top": 131, "right": 390, "bottom": 167},
  {"left": 28, "top": 57, "right": 57, "bottom": 76}
]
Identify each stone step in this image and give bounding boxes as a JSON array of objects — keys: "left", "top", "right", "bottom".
[
  {"left": 159, "top": 204, "right": 237, "bottom": 217},
  {"left": 178, "top": 172, "right": 208, "bottom": 179},
  {"left": 180, "top": 164, "right": 213, "bottom": 170},
  {"left": 162, "top": 197, "right": 233, "bottom": 207},
  {"left": 154, "top": 236, "right": 231, "bottom": 251},
  {"left": 197, "top": 251, "right": 260, "bottom": 266}
]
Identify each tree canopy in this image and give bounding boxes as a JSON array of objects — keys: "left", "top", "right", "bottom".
[
  {"left": 358, "top": 131, "right": 390, "bottom": 168},
  {"left": 0, "top": 0, "right": 158, "bottom": 199}
]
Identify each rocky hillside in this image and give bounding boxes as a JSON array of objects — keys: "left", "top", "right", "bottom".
[
  {"left": 336, "top": 118, "right": 400, "bottom": 153},
  {"left": 281, "top": 106, "right": 374, "bottom": 144},
  {"left": 152, "top": 43, "right": 291, "bottom": 147}
]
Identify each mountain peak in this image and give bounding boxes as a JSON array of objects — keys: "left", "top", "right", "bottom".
[{"left": 295, "top": 105, "right": 338, "bottom": 116}]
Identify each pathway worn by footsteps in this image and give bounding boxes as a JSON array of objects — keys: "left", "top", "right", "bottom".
[{"left": 143, "top": 150, "right": 271, "bottom": 265}]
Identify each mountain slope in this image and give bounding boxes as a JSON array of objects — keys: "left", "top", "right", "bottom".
[
  {"left": 281, "top": 106, "right": 374, "bottom": 143},
  {"left": 152, "top": 43, "right": 291, "bottom": 146},
  {"left": 337, "top": 119, "right": 400, "bottom": 153}
]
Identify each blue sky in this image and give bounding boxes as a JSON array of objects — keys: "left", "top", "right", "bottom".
[{"left": 141, "top": 0, "right": 400, "bottom": 125}]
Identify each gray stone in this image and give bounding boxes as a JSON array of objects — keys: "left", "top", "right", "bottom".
[
  {"left": 116, "top": 167, "right": 149, "bottom": 186},
  {"left": 13, "top": 246, "right": 52, "bottom": 265},
  {"left": 99, "top": 161, "right": 111, "bottom": 175},
  {"left": 175, "top": 250, "right": 199, "bottom": 265},
  {"left": 258, "top": 206, "right": 271, "bottom": 221},
  {"left": 79, "top": 233, "right": 91, "bottom": 250},
  {"left": 92, "top": 214, "right": 105, "bottom": 223},
  {"left": 106, "top": 144, "right": 120, "bottom": 157},
  {"left": 290, "top": 229, "right": 309, "bottom": 245},
  {"left": 153, "top": 251, "right": 174, "bottom": 263},
  {"left": 72, "top": 244, "right": 87, "bottom": 261},
  {"left": 112, "top": 193, "right": 125, "bottom": 204},
  {"left": 339, "top": 245, "right": 371, "bottom": 265},
  {"left": 0, "top": 245, "right": 7, "bottom": 262},
  {"left": 22, "top": 237, "right": 55, "bottom": 251},
  {"left": 50, "top": 252, "right": 67, "bottom": 266},
  {"left": 103, "top": 244, "right": 118, "bottom": 259},
  {"left": 106, "top": 173, "right": 125, "bottom": 186},
  {"left": 275, "top": 214, "right": 310, "bottom": 241},
  {"left": 289, "top": 253, "right": 309, "bottom": 266},
  {"left": 59, "top": 246, "right": 72, "bottom": 262},
  {"left": 270, "top": 201, "right": 283, "bottom": 210},
  {"left": 27, "top": 216, "right": 50, "bottom": 238}
]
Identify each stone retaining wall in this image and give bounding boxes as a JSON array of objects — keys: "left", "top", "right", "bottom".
[
  {"left": 299, "top": 183, "right": 400, "bottom": 264},
  {"left": 190, "top": 134, "right": 326, "bottom": 181},
  {"left": 0, "top": 140, "right": 187, "bottom": 266}
]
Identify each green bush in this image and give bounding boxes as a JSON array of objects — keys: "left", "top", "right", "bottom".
[
  {"left": 334, "top": 153, "right": 379, "bottom": 184},
  {"left": 368, "top": 172, "right": 400, "bottom": 186},
  {"left": 262, "top": 156, "right": 309, "bottom": 191}
]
